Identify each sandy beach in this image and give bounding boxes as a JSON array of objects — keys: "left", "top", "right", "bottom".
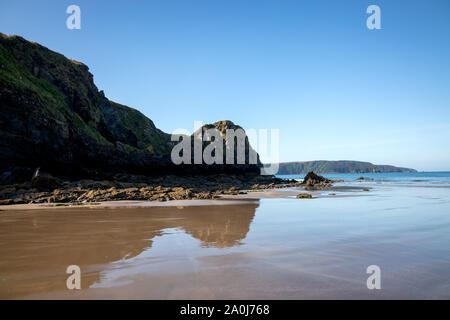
[{"left": 1, "top": 178, "right": 449, "bottom": 299}]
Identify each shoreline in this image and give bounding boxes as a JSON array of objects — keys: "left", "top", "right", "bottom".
[
  {"left": 0, "top": 171, "right": 348, "bottom": 208},
  {"left": 0, "top": 189, "right": 299, "bottom": 211},
  {"left": 0, "top": 171, "right": 362, "bottom": 211},
  {"left": 0, "top": 172, "right": 304, "bottom": 208},
  {"left": 0, "top": 187, "right": 369, "bottom": 211}
]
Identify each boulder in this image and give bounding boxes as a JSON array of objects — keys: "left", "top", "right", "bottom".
[
  {"left": 296, "top": 193, "right": 312, "bottom": 199},
  {"left": 302, "top": 171, "right": 333, "bottom": 190},
  {"left": 31, "top": 168, "right": 62, "bottom": 190},
  {"left": 357, "top": 176, "right": 373, "bottom": 181},
  {"left": 302, "top": 171, "right": 329, "bottom": 184}
]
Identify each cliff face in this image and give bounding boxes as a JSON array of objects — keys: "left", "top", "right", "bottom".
[
  {"left": 0, "top": 34, "right": 259, "bottom": 182},
  {"left": 276, "top": 161, "right": 417, "bottom": 175}
]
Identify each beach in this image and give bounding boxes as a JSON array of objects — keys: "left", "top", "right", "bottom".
[{"left": 1, "top": 172, "right": 449, "bottom": 299}]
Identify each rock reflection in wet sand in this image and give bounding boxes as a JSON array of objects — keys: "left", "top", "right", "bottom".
[{"left": 0, "top": 203, "right": 257, "bottom": 299}]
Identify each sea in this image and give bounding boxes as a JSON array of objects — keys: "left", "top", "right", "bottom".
[{"left": 277, "top": 171, "right": 450, "bottom": 185}]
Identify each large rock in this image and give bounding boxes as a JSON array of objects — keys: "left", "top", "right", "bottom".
[
  {"left": 31, "top": 168, "right": 61, "bottom": 190},
  {"left": 189, "top": 120, "right": 262, "bottom": 174},
  {"left": 302, "top": 171, "right": 330, "bottom": 184},
  {"left": 296, "top": 193, "right": 312, "bottom": 199},
  {"left": 302, "top": 171, "right": 332, "bottom": 190}
]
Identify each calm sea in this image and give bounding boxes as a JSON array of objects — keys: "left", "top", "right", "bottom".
[{"left": 277, "top": 171, "right": 450, "bottom": 184}]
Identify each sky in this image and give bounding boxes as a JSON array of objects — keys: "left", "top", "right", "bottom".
[{"left": 1, "top": 0, "right": 449, "bottom": 171}]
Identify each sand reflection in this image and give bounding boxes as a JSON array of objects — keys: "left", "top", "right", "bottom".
[{"left": 0, "top": 203, "right": 258, "bottom": 299}]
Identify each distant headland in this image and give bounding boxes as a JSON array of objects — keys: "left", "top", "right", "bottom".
[{"left": 275, "top": 160, "right": 417, "bottom": 175}]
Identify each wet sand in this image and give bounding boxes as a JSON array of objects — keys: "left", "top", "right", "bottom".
[{"left": 1, "top": 183, "right": 449, "bottom": 299}]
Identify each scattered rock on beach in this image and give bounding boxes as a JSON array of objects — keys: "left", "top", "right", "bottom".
[
  {"left": 302, "top": 171, "right": 332, "bottom": 190},
  {"left": 302, "top": 171, "right": 329, "bottom": 184},
  {"left": 296, "top": 193, "right": 313, "bottom": 199},
  {"left": 357, "top": 176, "right": 374, "bottom": 181},
  {"left": 31, "top": 168, "right": 62, "bottom": 190},
  {"left": 0, "top": 173, "right": 306, "bottom": 205}
]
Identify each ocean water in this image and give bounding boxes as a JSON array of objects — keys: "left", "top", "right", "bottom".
[{"left": 277, "top": 171, "right": 450, "bottom": 185}]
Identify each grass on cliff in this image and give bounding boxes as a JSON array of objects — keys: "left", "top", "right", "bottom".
[
  {"left": 0, "top": 40, "right": 70, "bottom": 119},
  {"left": 0, "top": 34, "right": 172, "bottom": 153},
  {"left": 0, "top": 36, "right": 113, "bottom": 147},
  {"left": 111, "top": 101, "right": 172, "bottom": 153}
]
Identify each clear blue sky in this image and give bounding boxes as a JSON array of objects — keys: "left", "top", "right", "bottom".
[{"left": 1, "top": 0, "right": 449, "bottom": 171}]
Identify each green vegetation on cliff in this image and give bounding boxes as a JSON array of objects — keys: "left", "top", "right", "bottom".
[
  {"left": 110, "top": 101, "right": 171, "bottom": 154},
  {"left": 0, "top": 33, "right": 172, "bottom": 151},
  {"left": 0, "top": 33, "right": 178, "bottom": 177}
]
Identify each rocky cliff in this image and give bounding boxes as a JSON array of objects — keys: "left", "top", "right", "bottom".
[{"left": 0, "top": 33, "right": 260, "bottom": 183}]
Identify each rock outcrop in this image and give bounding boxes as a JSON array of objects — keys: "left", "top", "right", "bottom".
[
  {"left": 0, "top": 173, "right": 301, "bottom": 205},
  {"left": 302, "top": 171, "right": 333, "bottom": 190},
  {"left": 31, "top": 168, "right": 62, "bottom": 190},
  {"left": 296, "top": 193, "right": 313, "bottom": 199}
]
